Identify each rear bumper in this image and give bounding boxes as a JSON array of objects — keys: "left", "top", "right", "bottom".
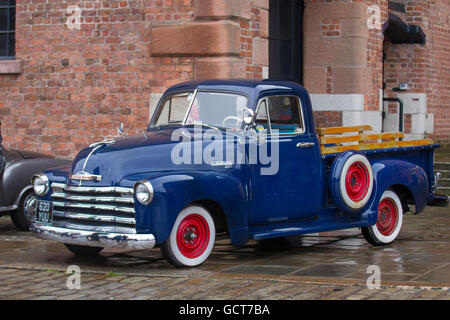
[
  {"left": 427, "top": 194, "right": 449, "bottom": 207},
  {"left": 31, "top": 223, "right": 156, "bottom": 250}
]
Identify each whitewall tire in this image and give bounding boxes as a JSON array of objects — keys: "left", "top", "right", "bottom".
[
  {"left": 339, "top": 153, "right": 374, "bottom": 210},
  {"left": 161, "top": 205, "right": 216, "bottom": 267},
  {"left": 362, "top": 190, "right": 403, "bottom": 245}
]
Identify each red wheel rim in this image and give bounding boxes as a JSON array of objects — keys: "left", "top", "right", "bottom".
[
  {"left": 376, "top": 198, "right": 399, "bottom": 236},
  {"left": 176, "top": 214, "right": 210, "bottom": 259},
  {"left": 345, "top": 161, "right": 370, "bottom": 202}
]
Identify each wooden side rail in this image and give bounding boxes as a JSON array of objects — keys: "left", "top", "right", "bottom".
[{"left": 317, "top": 125, "right": 433, "bottom": 155}]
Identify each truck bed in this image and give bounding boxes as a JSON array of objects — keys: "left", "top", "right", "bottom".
[
  {"left": 318, "top": 125, "right": 438, "bottom": 204},
  {"left": 317, "top": 125, "right": 434, "bottom": 155}
]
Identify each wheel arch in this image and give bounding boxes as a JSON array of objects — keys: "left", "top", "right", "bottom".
[
  {"left": 190, "top": 199, "right": 229, "bottom": 235},
  {"left": 368, "top": 158, "right": 429, "bottom": 224},
  {"left": 388, "top": 184, "right": 416, "bottom": 213}
]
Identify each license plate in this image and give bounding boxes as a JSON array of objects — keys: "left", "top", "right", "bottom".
[{"left": 35, "top": 200, "right": 53, "bottom": 225}]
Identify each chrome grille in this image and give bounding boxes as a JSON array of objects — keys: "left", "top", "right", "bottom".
[{"left": 50, "top": 183, "right": 136, "bottom": 234}]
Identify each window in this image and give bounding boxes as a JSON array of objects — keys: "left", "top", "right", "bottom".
[
  {"left": 255, "top": 96, "right": 304, "bottom": 135},
  {"left": 154, "top": 92, "right": 194, "bottom": 126},
  {"left": 153, "top": 91, "right": 248, "bottom": 130},
  {"left": 0, "top": 0, "right": 15, "bottom": 59},
  {"left": 185, "top": 92, "right": 247, "bottom": 129}
]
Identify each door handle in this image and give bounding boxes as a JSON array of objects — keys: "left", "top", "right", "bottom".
[{"left": 296, "top": 142, "right": 315, "bottom": 148}]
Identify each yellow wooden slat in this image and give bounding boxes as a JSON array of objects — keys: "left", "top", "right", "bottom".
[
  {"left": 359, "top": 141, "right": 397, "bottom": 150},
  {"left": 397, "top": 139, "right": 434, "bottom": 148},
  {"left": 320, "top": 134, "right": 361, "bottom": 145},
  {"left": 361, "top": 132, "right": 404, "bottom": 142},
  {"left": 321, "top": 145, "right": 361, "bottom": 154},
  {"left": 316, "top": 125, "right": 373, "bottom": 136}
]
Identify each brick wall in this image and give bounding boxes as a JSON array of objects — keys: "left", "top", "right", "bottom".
[
  {"left": 0, "top": 0, "right": 197, "bottom": 157},
  {"left": 0, "top": 0, "right": 448, "bottom": 159},
  {"left": 383, "top": 0, "right": 450, "bottom": 143},
  {"left": 0, "top": 0, "right": 267, "bottom": 158},
  {"left": 304, "top": 0, "right": 449, "bottom": 144}
]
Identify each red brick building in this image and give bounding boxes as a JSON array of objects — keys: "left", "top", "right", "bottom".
[{"left": 0, "top": 0, "right": 448, "bottom": 158}]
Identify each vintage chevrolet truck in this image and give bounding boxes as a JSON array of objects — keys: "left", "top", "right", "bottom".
[{"left": 31, "top": 80, "right": 448, "bottom": 267}]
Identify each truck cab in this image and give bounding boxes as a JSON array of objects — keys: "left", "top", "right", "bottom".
[{"left": 31, "top": 80, "right": 447, "bottom": 267}]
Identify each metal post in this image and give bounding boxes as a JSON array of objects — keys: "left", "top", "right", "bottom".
[{"left": 383, "top": 97, "right": 404, "bottom": 139}]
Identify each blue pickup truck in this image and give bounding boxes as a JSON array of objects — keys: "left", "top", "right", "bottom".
[{"left": 31, "top": 80, "right": 448, "bottom": 267}]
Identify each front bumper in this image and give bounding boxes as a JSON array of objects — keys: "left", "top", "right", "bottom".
[{"left": 31, "top": 223, "right": 156, "bottom": 250}]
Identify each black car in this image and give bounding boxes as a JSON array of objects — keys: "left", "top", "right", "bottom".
[{"left": 0, "top": 123, "right": 71, "bottom": 230}]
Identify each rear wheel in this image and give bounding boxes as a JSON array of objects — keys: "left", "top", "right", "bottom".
[
  {"left": 64, "top": 244, "right": 104, "bottom": 256},
  {"left": 10, "top": 191, "right": 37, "bottom": 231},
  {"left": 161, "top": 205, "right": 216, "bottom": 268},
  {"left": 362, "top": 190, "right": 403, "bottom": 246}
]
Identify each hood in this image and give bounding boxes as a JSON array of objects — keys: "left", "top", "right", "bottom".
[
  {"left": 1, "top": 149, "right": 51, "bottom": 163},
  {"left": 14, "top": 150, "right": 53, "bottom": 159},
  {"left": 69, "top": 127, "right": 239, "bottom": 186}
]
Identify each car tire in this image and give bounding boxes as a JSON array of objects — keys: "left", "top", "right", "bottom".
[
  {"left": 161, "top": 205, "right": 216, "bottom": 268},
  {"left": 362, "top": 190, "right": 404, "bottom": 246},
  {"left": 10, "top": 191, "right": 37, "bottom": 231},
  {"left": 330, "top": 151, "right": 374, "bottom": 213},
  {"left": 64, "top": 244, "right": 104, "bottom": 256}
]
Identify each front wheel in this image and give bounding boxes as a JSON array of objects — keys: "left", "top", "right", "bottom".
[
  {"left": 10, "top": 191, "right": 37, "bottom": 231},
  {"left": 161, "top": 205, "right": 216, "bottom": 268},
  {"left": 362, "top": 190, "right": 403, "bottom": 246}
]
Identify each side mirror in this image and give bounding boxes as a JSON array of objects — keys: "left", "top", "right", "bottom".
[{"left": 243, "top": 108, "right": 255, "bottom": 127}]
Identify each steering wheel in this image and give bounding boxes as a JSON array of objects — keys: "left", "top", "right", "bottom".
[{"left": 222, "top": 116, "right": 243, "bottom": 130}]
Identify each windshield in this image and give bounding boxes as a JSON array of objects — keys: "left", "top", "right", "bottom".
[{"left": 152, "top": 91, "right": 248, "bottom": 129}]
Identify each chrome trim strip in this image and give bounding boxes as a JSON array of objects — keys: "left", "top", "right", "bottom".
[
  {"left": 81, "top": 144, "right": 103, "bottom": 173},
  {"left": 0, "top": 205, "right": 18, "bottom": 212},
  {"left": 53, "top": 210, "right": 136, "bottom": 225},
  {"left": 182, "top": 89, "right": 198, "bottom": 125},
  {"left": 51, "top": 183, "right": 66, "bottom": 190},
  {"left": 61, "top": 222, "right": 136, "bottom": 234},
  {"left": 51, "top": 183, "right": 134, "bottom": 194},
  {"left": 32, "top": 223, "right": 155, "bottom": 250},
  {"left": 51, "top": 192, "right": 135, "bottom": 204},
  {"left": 52, "top": 201, "right": 135, "bottom": 214}
]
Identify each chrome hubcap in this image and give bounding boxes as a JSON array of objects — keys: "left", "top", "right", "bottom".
[{"left": 24, "top": 194, "right": 37, "bottom": 222}]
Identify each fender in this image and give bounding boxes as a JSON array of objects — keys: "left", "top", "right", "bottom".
[
  {"left": 366, "top": 159, "right": 428, "bottom": 225},
  {"left": 122, "top": 171, "right": 249, "bottom": 246},
  {"left": 2, "top": 158, "right": 72, "bottom": 207}
]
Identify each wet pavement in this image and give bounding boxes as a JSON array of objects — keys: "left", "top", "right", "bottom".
[{"left": 0, "top": 205, "right": 449, "bottom": 299}]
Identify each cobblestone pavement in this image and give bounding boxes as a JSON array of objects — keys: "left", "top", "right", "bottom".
[{"left": 0, "top": 206, "right": 449, "bottom": 300}]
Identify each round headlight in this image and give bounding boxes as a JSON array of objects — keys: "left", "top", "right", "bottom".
[
  {"left": 134, "top": 181, "right": 154, "bottom": 205},
  {"left": 32, "top": 174, "right": 49, "bottom": 196}
]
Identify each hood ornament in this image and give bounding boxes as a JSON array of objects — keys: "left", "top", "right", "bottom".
[
  {"left": 117, "top": 122, "right": 125, "bottom": 136},
  {"left": 70, "top": 171, "right": 102, "bottom": 182}
]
